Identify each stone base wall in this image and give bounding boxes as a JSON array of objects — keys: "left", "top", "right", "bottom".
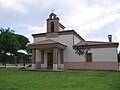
[
  {"left": 64, "top": 62, "right": 118, "bottom": 70},
  {"left": 36, "top": 62, "right": 41, "bottom": 69}
]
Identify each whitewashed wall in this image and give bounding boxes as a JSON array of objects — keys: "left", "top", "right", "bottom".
[
  {"left": 58, "top": 34, "right": 85, "bottom": 62},
  {"left": 36, "top": 50, "right": 41, "bottom": 62},
  {"left": 43, "top": 51, "right": 47, "bottom": 68},
  {"left": 34, "top": 37, "right": 46, "bottom": 42},
  {"left": 74, "top": 35, "right": 81, "bottom": 44},
  {"left": 34, "top": 34, "right": 118, "bottom": 63},
  {"left": 91, "top": 48, "right": 118, "bottom": 62}
]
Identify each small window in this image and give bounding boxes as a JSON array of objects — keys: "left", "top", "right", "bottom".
[
  {"left": 51, "top": 22, "right": 54, "bottom": 32},
  {"left": 86, "top": 53, "right": 92, "bottom": 62}
]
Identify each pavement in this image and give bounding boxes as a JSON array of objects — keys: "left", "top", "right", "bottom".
[{"left": 0, "top": 64, "right": 29, "bottom": 68}]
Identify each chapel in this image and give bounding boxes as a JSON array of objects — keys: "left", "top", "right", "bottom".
[{"left": 28, "top": 12, "right": 119, "bottom": 70}]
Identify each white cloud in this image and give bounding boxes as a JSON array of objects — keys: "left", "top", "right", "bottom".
[
  {"left": 114, "top": 29, "right": 120, "bottom": 42},
  {"left": 25, "top": 25, "right": 45, "bottom": 42},
  {"left": 60, "top": 1, "right": 120, "bottom": 39},
  {"left": 0, "top": 0, "right": 27, "bottom": 13},
  {"left": 25, "top": 33, "right": 33, "bottom": 43},
  {"left": 26, "top": 26, "right": 45, "bottom": 34},
  {"left": 86, "top": 37, "right": 108, "bottom": 42},
  {"left": 113, "top": 29, "right": 120, "bottom": 51},
  {"left": 79, "top": 13, "right": 120, "bottom": 34},
  {"left": 0, "top": 0, "right": 120, "bottom": 50},
  {"left": 64, "top": 1, "right": 120, "bottom": 26}
]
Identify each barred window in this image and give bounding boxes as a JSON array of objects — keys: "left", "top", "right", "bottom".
[{"left": 87, "top": 53, "right": 92, "bottom": 62}]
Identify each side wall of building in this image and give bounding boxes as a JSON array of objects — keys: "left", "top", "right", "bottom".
[
  {"left": 91, "top": 48, "right": 118, "bottom": 62},
  {"left": 64, "top": 47, "right": 118, "bottom": 70}
]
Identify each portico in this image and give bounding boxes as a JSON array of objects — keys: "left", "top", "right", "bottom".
[{"left": 28, "top": 39, "right": 67, "bottom": 70}]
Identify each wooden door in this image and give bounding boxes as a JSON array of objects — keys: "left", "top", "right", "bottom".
[{"left": 47, "top": 53, "right": 53, "bottom": 69}]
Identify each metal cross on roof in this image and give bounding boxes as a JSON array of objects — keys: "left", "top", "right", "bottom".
[{"left": 52, "top": 9, "right": 54, "bottom": 13}]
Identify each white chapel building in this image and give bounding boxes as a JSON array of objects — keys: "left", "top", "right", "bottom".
[{"left": 28, "top": 12, "right": 119, "bottom": 70}]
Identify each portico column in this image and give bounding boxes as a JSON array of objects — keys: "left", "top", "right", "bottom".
[
  {"left": 53, "top": 47, "right": 58, "bottom": 70},
  {"left": 60, "top": 49, "right": 64, "bottom": 69},
  {"left": 41, "top": 50, "right": 45, "bottom": 68},
  {"left": 41, "top": 50, "right": 44, "bottom": 64},
  {"left": 32, "top": 49, "right": 36, "bottom": 69}
]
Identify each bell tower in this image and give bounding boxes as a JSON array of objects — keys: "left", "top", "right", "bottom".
[{"left": 47, "top": 13, "right": 59, "bottom": 33}]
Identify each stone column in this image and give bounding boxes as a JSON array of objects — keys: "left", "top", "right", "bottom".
[
  {"left": 32, "top": 49, "right": 36, "bottom": 69},
  {"left": 60, "top": 49, "right": 64, "bottom": 69},
  {"left": 41, "top": 50, "right": 45, "bottom": 68},
  {"left": 53, "top": 47, "right": 58, "bottom": 70}
]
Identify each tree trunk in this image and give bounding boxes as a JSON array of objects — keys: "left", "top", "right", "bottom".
[
  {"left": 85, "top": 53, "right": 87, "bottom": 70},
  {"left": 14, "top": 56, "right": 17, "bottom": 66},
  {"left": 4, "top": 58, "right": 6, "bottom": 68},
  {"left": 3, "top": 54, "right": 6, "bottom": 68}
]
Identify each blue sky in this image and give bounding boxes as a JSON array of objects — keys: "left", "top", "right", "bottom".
[{"left": 0, "top": 0, "right": 120, "bottom": 50}]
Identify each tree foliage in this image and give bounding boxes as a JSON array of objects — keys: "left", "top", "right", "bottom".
[
  {"left": 0, "top": 27, "right": 31, "bottom": 67},
  {"left": 74, "top": 44, "right": 90, "bottom": 57},
  {"left": 16, "top": 52, "right": 31, "bottom": 63},
  {"left": 0, "top": 28, "right": 20, "bottom": 55},
  {"left": 0, "top": 28, "right": 21, "bottom": 67},
  {"left": 15, "top": 34, "right": 29, "bottom": 50}
]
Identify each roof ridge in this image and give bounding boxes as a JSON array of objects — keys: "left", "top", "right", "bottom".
[{"left": 79, "top": 40, "right": 118, "bottom": 43}]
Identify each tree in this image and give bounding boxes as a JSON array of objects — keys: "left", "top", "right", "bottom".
[
  {"left": 16, "top": 52, "right": 31, "bottom": 65},
  {"left": 15, "top": 34, "right": 29, "bottom": 50},
  {"left": 73, "top": 44, "right": 90, "bottom": 70},
  {"left": 0, "top": 28, "right": 20, "bottom": 67},
  {"left": 13, "top": 34, "right": 30, "bottom": 65}
]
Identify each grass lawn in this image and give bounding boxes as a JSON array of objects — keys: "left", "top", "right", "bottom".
[{"left": 0, "top": 68, "right": 120, "bottom": 90}]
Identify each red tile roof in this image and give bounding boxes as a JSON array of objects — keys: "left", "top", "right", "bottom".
[
  {"left": 73, "top": 41, "right": 119, "bottom": 48},
  {"left": 59, "top": 23, "right": 65, "bottom": 29},
  {"left": 27, "top": 39, "right": 67, "bottom": 49}
]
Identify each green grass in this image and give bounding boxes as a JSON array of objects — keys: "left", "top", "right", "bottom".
[{"left": 0, "top": 69, "right": 120, "bottom": 90}]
